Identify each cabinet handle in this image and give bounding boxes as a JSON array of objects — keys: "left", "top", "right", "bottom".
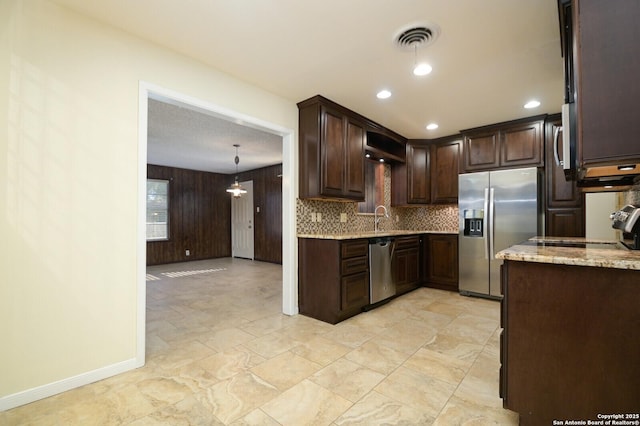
[
  {"left": 488, "top": 187, "right": 495, "bottom": 260},
  {"left": 484, "top": 188, "right": 490, "bottom": 260},
  {"left": 553, "top": 126, "right": 563, "bottom": 167}
]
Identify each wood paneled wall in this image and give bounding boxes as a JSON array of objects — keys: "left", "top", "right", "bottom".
[
  {"left": 237, "top": 164, "right": 283, "bottom": 264},
  {"left": 146, "top": 163, "right": 283, "bottom": 266},
  {"left": 147, "top": 164, "right": 231, "bottom": 265}
]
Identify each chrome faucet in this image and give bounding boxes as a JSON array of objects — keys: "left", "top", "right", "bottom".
[{"left": 374, "top": 205, "right": 388, "bottom": 232}]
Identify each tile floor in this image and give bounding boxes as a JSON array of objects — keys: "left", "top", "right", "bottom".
[{"left": 1, "top": 257, "right": 519, "bottom": 425}]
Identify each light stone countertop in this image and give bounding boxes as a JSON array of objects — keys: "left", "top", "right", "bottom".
[
  {"left": 297, "top": 230, "right": 457, "bottom": 240},
  {"left": 495, "top": 236, "right": 640, "bottom": 270}
]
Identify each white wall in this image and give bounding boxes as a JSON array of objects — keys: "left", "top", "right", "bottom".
[
  {"left": 0, "top": 0, "right": 297, "bottom": 407},
  {"left": 585, "top": 192, "right": 618, "bottom": 240}
]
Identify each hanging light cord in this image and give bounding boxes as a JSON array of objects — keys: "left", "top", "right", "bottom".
[{"left": 234, "top": 144, "right": 240, "bottom": 179}]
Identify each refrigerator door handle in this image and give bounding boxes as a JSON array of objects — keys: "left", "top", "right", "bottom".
[
  {"left": 489, "top": 187, "right": 495, "bottom": 259},
  {"left": 484, "top": 188, "right": 490, "bottom": 260}
]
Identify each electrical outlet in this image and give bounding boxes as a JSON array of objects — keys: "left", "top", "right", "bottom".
[
  {"left": 185, "top": 249, "right": 190, "bottom": 256},
  {"left": 311, "top": 212, "right": 316, "bottom": 222},
  {"left": 256, "top": 206, "right": 260, "bottom": 213},
  {"left": 340, "top": 213, "right": 347, "bottom": 223},
  {"left": 316, "top": 213, "right": 322, "bottom": 222}
]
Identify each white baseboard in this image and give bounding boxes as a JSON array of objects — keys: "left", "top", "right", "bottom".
[{"left": 0, "top": 357, "right": 143, "bottom": 412}]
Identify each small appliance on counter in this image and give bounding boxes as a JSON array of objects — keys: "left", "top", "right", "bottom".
[{"left": 610, "top": 205, "right": 640, "bottom": 250}]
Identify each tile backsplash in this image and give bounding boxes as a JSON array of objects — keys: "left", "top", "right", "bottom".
[
  {"left": 296, "top": 164, "right": 458, "bottom": 235},
  {"left": 625, "top": 182, "right": 640, "bottom": 205},
  {"left": 296, "top": 165, "right": 640, "bottom": 236}
]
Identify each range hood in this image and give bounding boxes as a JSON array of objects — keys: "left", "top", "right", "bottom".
[{"left": 577, "top": 163, "right": 640, "bottom": 191}]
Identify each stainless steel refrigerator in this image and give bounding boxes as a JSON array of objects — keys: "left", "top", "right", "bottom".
[{"left": 458, "top": 167, "right": 542, "bottom": 298}]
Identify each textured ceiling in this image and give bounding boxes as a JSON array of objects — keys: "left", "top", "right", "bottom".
[
  {"left": 147, "top": 98, "right": 283, "bottom": 174},
  {"left": 53, "top": 0, "right": 564, "bottom": 173}
]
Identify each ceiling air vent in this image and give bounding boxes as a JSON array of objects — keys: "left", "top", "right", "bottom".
[{"left": 394, "top": 23, "right": 440, "bottom": 50}]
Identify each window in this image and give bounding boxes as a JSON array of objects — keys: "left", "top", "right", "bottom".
[{"left": 146, "top": 179, "right": 169, "bottom": 241}]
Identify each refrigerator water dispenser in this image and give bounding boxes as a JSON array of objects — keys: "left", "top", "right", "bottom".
[{"left": 463, "top": 209, "right": 484, "bottom": 237}]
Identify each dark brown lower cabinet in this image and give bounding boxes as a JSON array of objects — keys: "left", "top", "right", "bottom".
[
  {"left": 546, "top": 208, "right": 585, "bottom": 238},
  {"left": 422, "top": 234, "right": 459, "bottom": 291},
  {"left": 298, "top": 238, "right": 369, "bottom": 324},
  {"left": 501, "top": 260, "right": 640, "bottom": 425},
  {"left": 392, "top": 236, "right": 420, "bottom": 295}
]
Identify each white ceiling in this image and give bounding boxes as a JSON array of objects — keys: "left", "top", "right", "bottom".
[
  {"left": 147, "top": 97, "right": 283, "bottom": 174},
  {"left": 53, "top": 0, "right": 564, "bottom": 173}
]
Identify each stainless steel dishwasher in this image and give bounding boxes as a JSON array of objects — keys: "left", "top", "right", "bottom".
[{"left": 368, "top": 237, "right": 396, "bottom": 304}]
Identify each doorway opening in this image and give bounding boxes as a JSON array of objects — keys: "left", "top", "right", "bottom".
[{"left": 137, "top": 82, "right": 297, "bottom": 365}]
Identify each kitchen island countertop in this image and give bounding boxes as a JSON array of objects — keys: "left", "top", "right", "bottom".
[{"left": 496, "top": 236, "right": 640, "bottom": 270}]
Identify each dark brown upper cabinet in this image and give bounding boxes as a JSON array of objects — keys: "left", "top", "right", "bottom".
[
  {"left": 407, "top": 144, "right": 431, "bottom": 204},
  {"left": 392, "top": 142, "right": 430, "bottom": 206},
  {"left": 461, "top": 130, "right": 500, "bottom": 171},
  {"left": 569, "top": 0, "right": 640, "bottom": 168},
  {"left": 298, "top": 95, "right": 366, "bottom": 201},
  {"left": 461, "top": 116, "right": 545, "bottom": 173},
  {"left": 430, "top": 138, "right": 461, "bottom": 204},
  {"left": 392, "top": 137, "right": 460, "bottom": 206}
]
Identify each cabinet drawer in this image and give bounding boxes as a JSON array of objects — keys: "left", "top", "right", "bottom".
[
  {"left": 394, "top": 235, "right": 419, "bottom": 250},
  {"left": 342, "top": 256, "right": 368, "bottom": 275},
  {"left": 341, "top": 240, "right": 368, "bottom": 258}
]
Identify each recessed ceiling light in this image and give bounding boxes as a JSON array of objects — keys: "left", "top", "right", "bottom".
[
  {"left": 379, "top": 158, "right": 385, "bottom": 163},
  {"left": 426, "top": 123, "right": 439, "bottom": 130},
  {"left": 365, "top": 153, "right": 371, "bottom": 158},
  {"left": 413, "top": 63, "right": 433, "bottom": 76},
  {"left": 377, "top": 90, "right": 391, "bottom": 99},
  {"left": 524, "top": 100, "right": 541, "bottom": 109}
]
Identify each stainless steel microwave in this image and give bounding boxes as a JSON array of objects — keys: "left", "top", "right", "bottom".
[{"left": 559, "top": 103, "right": 576, "bottom": 180}]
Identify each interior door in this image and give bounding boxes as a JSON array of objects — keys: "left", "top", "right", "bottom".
[{"left": 231, "top": 180, "right": 254, "bottom": 260}]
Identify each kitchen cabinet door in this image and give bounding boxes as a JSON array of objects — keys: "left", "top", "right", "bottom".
[
  {"left": 392, "top": 236, "right": 420, "bottom": 295},
  {"left": 431, "top": 139, "right": 460, "bottom": 203},
  {"left": 575, "top": 0, "right": 640, "bottom": 167},
  {"left": 546, "top": 208, "right": 584, "bottom": 238},
  {"left": 320, "top": 108, "right": 345, "bottom": 197},
  {"left": 500, "top": 120, "right": 544, "bottom": 168},
  {"left": 393, "top": 138, "right": 460, "bottom": 206},
  {"left": 298, "top": 95, "right": 366, "bottom": 201},
  {"left": 461, "top": 115, "right": 545, "bottom": 173},
  {"left": 407, "top": 144, "right": 431, "bottom": 204},
  {"left": 344, "top": 117, "right": 366, "bottom": 198},
  {"left": 298, "top": 238, "right": 369, "bottom": 324},
  {"left": 462, "top": 131, "right": 500, "bottom": 172},
  {"left": 423, "top": 234, "right": 458, "bottom": 292},
  {"left": 341, "top": 271, "right": 369, "bottom": 316},
  {"left": 392, "top": 142, "right": 431, "bottom": 206}
]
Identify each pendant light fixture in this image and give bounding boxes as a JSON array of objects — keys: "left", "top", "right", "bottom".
[
  {"left": 226, "top": 144, "right": 247, "bottom": 198},
  {"left": 413, "top": 42, "right": 432, "bottom": 76},
  {"left": 393, "top": 24, "right": 439, "bottom": 77}
]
